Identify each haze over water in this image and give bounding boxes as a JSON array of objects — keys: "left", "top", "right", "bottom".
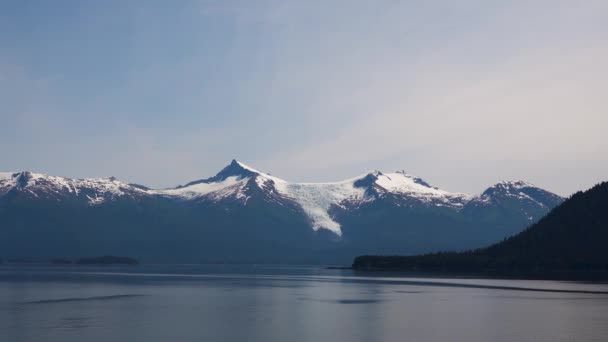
[{"left": 1, "top": 265, "right": 607, "bottom": 342}]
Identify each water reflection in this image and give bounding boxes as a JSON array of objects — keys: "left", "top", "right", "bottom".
[{"left": 0, "top": 265, "right": 607, "bottom": 342}]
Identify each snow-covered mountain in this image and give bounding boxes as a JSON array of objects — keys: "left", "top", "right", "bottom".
[
  {"left": 0, "top": 171, "right": 148, "bottom": 203},
  {"left": 0, "top": 160, "right": 564, "bottom": 263},
  {"left": 469, "top": 180, "right": 563, "bottom": 212},
  {"left": 149, "top": 160, "right": 476, "bottom": 235},
  {"left": 461, "top": 180, "right": 564, "bottom": 228}
]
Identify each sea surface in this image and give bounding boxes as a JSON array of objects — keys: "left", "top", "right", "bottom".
[{"left": 1, "top": 264, "right": 607, "bottom": 342}]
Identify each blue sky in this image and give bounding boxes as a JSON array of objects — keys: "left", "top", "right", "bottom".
[{"left": 1, "top": 0, "right": 607, "bottom": 195}]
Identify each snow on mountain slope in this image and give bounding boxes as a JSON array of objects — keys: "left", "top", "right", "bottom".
[
  {"left": 173, "top": 165, "right": 564, "bottom": 235},
  {"left": 214, "top": 162, "right": 471, "bottom": 235},
  {"left": 376, "top": 171, "right": 450, "bottom": 196},
  {"left": 226, "top": 162, "right": 369, "bottom": 234},
  {"left": 373, "top": 171, "right": 473, "bottom": 207},
  {"left": 0, "top": 172, "right": 13, "bottom": 180},
  {"left": 150, "top": 160, "right": 281, "bottom": 203},
  {"left": 153, "top": 176, "right": 249, "bottom": 201},
  {"left": 150, "top": 161, "right": 368, "bottom": 234},
  {"left": 0, "top": 171, "right": 147, "bottom": 203},
  {"left": 473, "top": 180, "right": 563, "bottom": 208},
  {"left": 461, "top": 180, "right": 565, "bottom": 223},
  {"left": 155, "top": 165, "right": 561, "bottom": 236},
  {"left": 0, "top": 161, "right": 562, "bottom": 236},
  {"left": 273, "top": 176, "right": 369, "bottom": 235},
  {"left": 0, "top": 173, "right": 16, "bottom": 195}
]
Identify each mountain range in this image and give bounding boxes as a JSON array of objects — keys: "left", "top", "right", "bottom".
[{"left": 0, "top": 160, "right": 563, "bottom": 263}]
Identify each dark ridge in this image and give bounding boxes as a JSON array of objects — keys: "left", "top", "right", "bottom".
[
  {"left": 129, "top": 183, "right": 151, "bottom": 190},
  {"left": 177, "top": 159, "right": 257, "bottom": 188},
  {"left": 353, "top": 182, "right": 608, "bottom": 280},
  {"left": 5, "top": 258, "right": 46, "bottom": 264},
  {"left": 353, "top": 171, "right": 381, "bottom": 188},
  {"left": 75, "top": 256, "right": 139, "bottom": 265},
  {"left": 15, "top": 171, "right": 32, "bottom": 188},
  {"left": 411, "top": 176, "right": 432, "bottom": 188},
  {"left": 25, "top": 294, "right": 145, "bottom": 305}
]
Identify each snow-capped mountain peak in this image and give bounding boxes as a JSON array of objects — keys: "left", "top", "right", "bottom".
[
  {"left": 181, "top": 160, "right": 285, "bottom": 185},
  {"left": 0, "top": 162, "right": 563, "bottom": 236},
  {"left": 374, "top": 172, "right": 443, "bottom": 195},
  {"left": 0, "top": 171, "right": 147, "bottom": 204},
  {"left": 232, "top": 160, "right": 265, "bottom": 175},
  {"left": 471, "top": 180, "right": 564, "bottom": 213},
  {"left": 482, "top": 180, "right": 540, "bottom": 197},
  {"left": 194, "top": 159, "right": 259, "bottom": 183},
  {"left": 393, "top": 170, "right": 434, "bottom": 188},
  {"left": 494, "top": 180, "right": 535, "bottom": 189},
  {"left": 156, "top": 175, "right": 249, "bottom": 201},
  {"left": 158, "top": 160, "right": 287, "bottom": 202}
]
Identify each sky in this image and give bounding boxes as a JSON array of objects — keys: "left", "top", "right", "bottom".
[{"left": 1, "top": 0, "right": 606, "bottom": 196}]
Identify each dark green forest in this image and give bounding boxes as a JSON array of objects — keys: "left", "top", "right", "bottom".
[{"left": 353, "top": 182, "right": 608, "bottom": 278}]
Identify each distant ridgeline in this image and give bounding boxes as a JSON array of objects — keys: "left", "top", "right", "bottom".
[
  {"left": 0, "top": 256, "right": 138, "bottom": 265},
  {"left": 353, "top": 182, "right": 608, "bottom": 279},
  {"left": 0, "top": 161, "right": 563, "bottom": 264},
  {"left": 75, "top": 256, "right": 139, "bottom": 265}
]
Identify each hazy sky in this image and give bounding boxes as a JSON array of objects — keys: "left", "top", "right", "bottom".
[{"left": 1, "top": 0, "right": 606, "bottom": 196}]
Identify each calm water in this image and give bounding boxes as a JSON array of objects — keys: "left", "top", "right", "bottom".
[{"left": 1, "top": 265, "right": 608, "bottom": 342}]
